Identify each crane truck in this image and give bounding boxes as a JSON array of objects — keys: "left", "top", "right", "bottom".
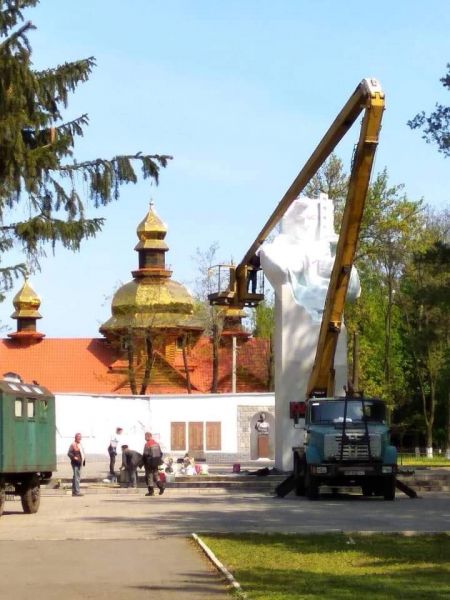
[{"left": 209, "top": 78, "right": 398, "bottom": 500}]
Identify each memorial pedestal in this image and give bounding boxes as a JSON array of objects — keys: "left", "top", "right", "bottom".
[{"left": 257, "top": 435, "right": 269, "bottom": 458}]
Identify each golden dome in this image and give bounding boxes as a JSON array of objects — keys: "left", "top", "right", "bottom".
[
  {"left": 100, "top": 201, "right": 205, "bottom": 336},
  {"left": 101, "top": 279, "right": 204, "bottom": 332},
  {"left": 11, "top": 279, "right": 42, "bottom": 319},
  {"left": 134, "top": 201, "right": 169, "bottom": 251},
  {"left": 224, "top": 306, "right": 247, "bottom": 319}
]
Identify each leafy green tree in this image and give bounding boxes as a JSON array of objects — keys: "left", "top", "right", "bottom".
[
  {"left": 346, "top": 170, "right": 425, "bottom": 404},
  {"left": 304, "top": 153, "right": 349, "bottom": 200},
  {"left": 398, "top": 228, "right": 450, "bottom": 456},
  {"left": 408, "top": 64, "right": 450, "bottom": 156},
  {"left": 304, "top": 153, "right": 348, "bottom": 227},
  {"left": 0, "top": 0, "right": 170, "bottom": 297}
]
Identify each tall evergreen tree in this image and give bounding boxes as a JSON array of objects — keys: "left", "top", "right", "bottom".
[{"left": 0, "top": 0, "right": 170, "bottom": 296}]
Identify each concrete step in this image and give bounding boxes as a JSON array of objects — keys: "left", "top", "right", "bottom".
[{"left": 48, "top": 465, "right": 450, "bottom": 494}]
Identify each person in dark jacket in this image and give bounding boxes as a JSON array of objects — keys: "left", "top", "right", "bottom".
[
  {"left": 67, "top": 432, "right": 85, "bottom": 497},
  {"left": 143, "top": 432, "right": 165, "bottom": 496},
  {"left": 120, "top": 445, "right": 143, "bottom": 488},
  {"left": 246, "top": 254, "right": 261, "bottom": 294}
]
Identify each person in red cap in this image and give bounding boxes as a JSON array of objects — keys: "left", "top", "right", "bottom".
[{"left": 143, "top": 432, "right": 165, "bottom": 496}]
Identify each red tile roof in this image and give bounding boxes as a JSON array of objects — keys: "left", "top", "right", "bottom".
[{"left": 0, "top": 336, "right": 270, "bottom": 395}]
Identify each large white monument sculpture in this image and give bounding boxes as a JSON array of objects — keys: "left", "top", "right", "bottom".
[{"left": 259, "top": 193, "right": 360, "bottom": 471}]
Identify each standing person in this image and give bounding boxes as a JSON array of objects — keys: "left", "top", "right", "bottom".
[
  {"left": 120, "top": 445, "right": 143, "bottom": 489},
  {"left": 107, "top": 426, "right": 123, "bottom": 481},
  {"left": 143, "top": 432, "right": 165, "bottom": 496},
  {"left": 246, "top": 253, "right": 261, "bottom": 294},
  {"left": 67, "top": 432, "right": 85, "bottom": 497}
]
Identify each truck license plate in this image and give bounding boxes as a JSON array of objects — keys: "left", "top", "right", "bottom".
[{"left": 345, "top": 470, "right": 365, "bottom": 476}]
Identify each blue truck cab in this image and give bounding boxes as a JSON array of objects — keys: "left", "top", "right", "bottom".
[{"left": 293, "top": 396, "right": 397, "bottom": 500}]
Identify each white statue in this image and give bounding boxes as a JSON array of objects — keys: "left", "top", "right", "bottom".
[
  {"left": 255, "top": 412, "right": 270, "bottom": 435},
  {"left": 259, "top": 193, "right": 360, "bottom": 319},
  {"left": 258, "top": 193, "right": 360, "bottom": 471}
]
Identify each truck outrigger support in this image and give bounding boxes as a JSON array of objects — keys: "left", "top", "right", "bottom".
[{"left": 274, "top": 475, "right": 418, "bottom": 499}]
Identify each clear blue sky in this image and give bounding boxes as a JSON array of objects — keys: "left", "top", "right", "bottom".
[{"left": 1, "top": 0, "right": 449, "bottom": 337}]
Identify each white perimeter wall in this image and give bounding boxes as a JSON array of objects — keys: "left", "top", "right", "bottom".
[{"left": 56, "top": 392, "right": 275, "bottom": 457}]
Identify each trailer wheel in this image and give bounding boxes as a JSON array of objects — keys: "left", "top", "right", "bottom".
[
  {"left": 0, "top": 480, "right": 5, "bottom": 517},
  {"left": 383, "top": 476, "right": 396, "bottom": 501},
  {"left": 305, "top": 469, "right": 319, "bottom": 500},
  {"left": 21, "top": 476, "right": 41, "bottom": 514}
]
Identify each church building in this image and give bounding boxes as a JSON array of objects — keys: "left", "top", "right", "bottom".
[{"left": 0, "top": 202, "right": 270, "bottom": 396}]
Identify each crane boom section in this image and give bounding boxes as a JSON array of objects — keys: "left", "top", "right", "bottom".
[
  {"left": 306, "top": 83, "right": 385, "bottom": 398},
  {"left": 236, "top": 79, "right": 385, "bottom": 298}
]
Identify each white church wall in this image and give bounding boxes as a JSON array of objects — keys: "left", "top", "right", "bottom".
[{"left": 56, "top": 392, "right": 275, "bottom": 459}]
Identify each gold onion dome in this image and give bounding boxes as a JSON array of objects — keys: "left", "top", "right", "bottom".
[
  {"left": 100, "top": 201, "right": 204, "bottom": 334},
  {"left": 135, "top": 200, "right": 169, "bottom": 253},
  {"left": 8, "top": 277, "right": 45, "bottom": 342},
  {"left": 11, "top": 279, "right": 42, "bottom": 319}
]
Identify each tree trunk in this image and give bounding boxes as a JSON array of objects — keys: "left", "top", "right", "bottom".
[
  {"left": 383, "top": 276, "right": 393, "bottom": 390},
  {"left": 425, "top": 378, "right": 436, "bottom": 458},
  {"left": 211, "top": 323, "right": 219, "bottom": 393},
  {"left": 446, "top": 389, "right": 450, "bottom": 460},
  {"left": 268, "top": 334, "right": 274, "bottom": 392},
  {"left": 139, "top": 332, "right": 153, "bottom": 395},
  {"left": 182, "top": 333, "right": 192, "bottom": 394},
  {"left": 126, "top": 333, "right": 138, "bottom": 396},
  {"left": 231, "top": 336, "right": 237, "bottom": 393}
]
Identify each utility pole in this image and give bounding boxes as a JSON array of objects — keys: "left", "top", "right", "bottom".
[{"left": 231, "top": 336, "right": 237, "bottom": 393}]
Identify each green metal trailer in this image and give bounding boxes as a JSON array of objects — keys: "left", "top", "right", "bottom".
[{"left": 0, "top": 378, "right": 56, "bottom": 516}]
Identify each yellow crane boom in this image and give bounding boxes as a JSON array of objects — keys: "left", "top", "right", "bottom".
[{"left": 209, "top": 78, "right": 385, "bottom": 398}]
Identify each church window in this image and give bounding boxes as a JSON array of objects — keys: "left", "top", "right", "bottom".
[
  {"left": 171, "top": 422, "right": 186, "bottom": 451},
  {"left": 206, "top": 422, "right": 221, "bottom": 450},
  {"left": 188, "top": 422, "right": 203, "bottom": 452}
]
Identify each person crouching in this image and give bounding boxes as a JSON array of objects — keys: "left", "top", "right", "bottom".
[{"left": 120, "top": 445, "right": 143, "bottom": 489}]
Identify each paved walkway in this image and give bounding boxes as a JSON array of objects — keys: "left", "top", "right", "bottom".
[{"left": 2, "top": 466, "right": 449, "bottom": 599}]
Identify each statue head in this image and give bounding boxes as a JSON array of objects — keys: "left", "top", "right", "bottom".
[{"left": 280, "top": 194, "right": 338, "bottom": 244}]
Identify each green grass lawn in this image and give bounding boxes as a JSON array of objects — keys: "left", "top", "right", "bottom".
[
  {"left": 201, "top": 532, "right": 450, "bottom": 600},
  {"left": 398, "top": 455, "right": 450, "bottom": 468}
]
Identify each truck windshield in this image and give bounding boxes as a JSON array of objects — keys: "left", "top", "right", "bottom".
[{"left": 309, "top": 399, "right": 387, "bottom": 424}]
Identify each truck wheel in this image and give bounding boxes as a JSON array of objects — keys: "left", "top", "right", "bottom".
[
  {"left": 305, "top": 470, "right": 319, "bottom": 500},
  {"left": 0, "top": 481, "right": 5, "bottom": 517},
  {"left": 383, "top": 476, "right": 396, "bottom": 501},
  {"left": 21, "top": 476, "right": 41, "bottom": 514},
  {"left": 362, "top": 483, "right": 374, "bottom": 497}
]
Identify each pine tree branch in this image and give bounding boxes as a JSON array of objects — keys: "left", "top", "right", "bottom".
[
  {"left": 59, "top": 153, "right": 172, "bottom": 172},
  {"left": 0, "top": 19, "right": 35, "bottom": 52},
  {"left": 0, "top": 2, "right": 39, "bottom": 34},
  {"left": 0, "top": 262, "right": 27, "bottom": 298},
  {"left": 35, "top": 57, "right": 96, "bottom": 110},
  {"left": 13, "top": 215, "right": 105, "bottom": 253}
]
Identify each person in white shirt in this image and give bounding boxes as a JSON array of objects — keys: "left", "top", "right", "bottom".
[{"left": 107, "top": 426, "right": 123, "bottom": 480}]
